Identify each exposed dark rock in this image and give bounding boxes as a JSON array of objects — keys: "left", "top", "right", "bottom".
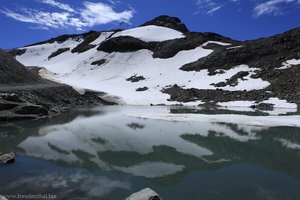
[
  {"left": 48, "top": 48, "right": 70, "bottom": 59},
  {"left": 98, "top": 31, "right": 236, "bottom": 59},
  {"left": 25, "top": 30, "right": 100, "bottom": 47},
  {"left": 72, "top": 32, "right": 101, "bottom": 53},
  {"left": 127, "top": 123, "right": 145, "bottom": 130},
  {"left": 212, "top": 71, "right": 250, "bottom": 87},
  {"left": 91, "top": 59, "right": 106, "bottom": 66},
  {"left": 0, "top": 50, "right": 44, "bottom": 85},
  {"left": 181, "top": 27, "right": 300, "bottom": 73},
  {"left": 7, "top": 48, "right": 26, "bottom": 57},
  {"left": 174, "top": 27, "right": 300, "bottom": 109},
  {"left": 163, "top": 84, "right": 299, "bottom": 113},
  {"left": 96, "top": 16, "right": 236, "bottom": 58},
  {"left": 0, "top": 101, "right": 18, "bottom": 111},
  {"left": 15, "top": 105, "right": 49, "bottom": 116},
  {"left": 98, "top": 36, "right": 151, "bottom": 53},
  {"left": 136, "top": 87, "right": 149, "bottom": 92},
  {"left": 253, "top": 103, "right": 274, "bottom": 111},
  {"left": 151, "top": 32, "right": 237, "bottom": 59},
  {"left": 126, "top": 75, "right": 145, "bottom": 82},
  {"left": 141, "top": 15, "right": 189, "bottom": 33},
  {"left": 163, "top": 85, "right": 273, "bottom": 104}
]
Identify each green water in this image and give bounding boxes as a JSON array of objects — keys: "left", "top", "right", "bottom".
[{"left": 0, "top": 106, "right": 300, "bottom": 200}]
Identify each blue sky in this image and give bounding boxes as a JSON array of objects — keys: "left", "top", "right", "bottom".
[{"left": 0, "top": 0, "right": 299, "bottom": 49}]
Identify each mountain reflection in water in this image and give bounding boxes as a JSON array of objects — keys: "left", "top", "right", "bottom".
[{"left": 1, "top": 106, "right": 300, "bottom": 200}]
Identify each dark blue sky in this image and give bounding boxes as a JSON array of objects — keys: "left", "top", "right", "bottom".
[{"left": 0, "top": 0, "right": 299, "bottom": 49}]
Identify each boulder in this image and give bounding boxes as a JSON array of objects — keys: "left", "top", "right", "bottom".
[
  {"left": 126, "top": 188, "right": 162, "bottom": 200},
  {"left": 0, "top": 152, "right": 16, "bottom": 164}
]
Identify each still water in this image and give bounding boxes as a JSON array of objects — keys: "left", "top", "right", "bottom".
[{"left": 0, "top": 106, "right": 300, "bottom": 200}]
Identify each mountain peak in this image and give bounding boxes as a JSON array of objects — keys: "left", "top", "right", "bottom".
[{"left": 140, "top": 15, "right": 189, "bottom": 33}]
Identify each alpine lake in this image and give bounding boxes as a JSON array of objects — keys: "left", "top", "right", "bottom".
[{"left": 1, "top": 106, "right": 300, "bottom": 200}]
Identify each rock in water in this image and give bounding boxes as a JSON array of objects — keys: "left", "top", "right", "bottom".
[
  {"left": 126, "top": 188, "right": 162, "bottom": 200},
  {"left": 0, "top": 195, "right": 8, "bottom": 200},
  {"left": 0, "top": 152, "right": 16, "bottom": 164}
]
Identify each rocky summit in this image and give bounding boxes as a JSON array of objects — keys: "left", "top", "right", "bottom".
[{"left": 7, "top": 15, "right": 300, "bottom": 115}]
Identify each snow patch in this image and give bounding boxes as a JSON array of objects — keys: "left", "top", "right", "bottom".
[
  {"left": 227, "top": 45, "right": 244, "bottom": 50},
  {"left": 262, "top": 98, "right": 297, "bottom": 109},
  {"left": 217, "top": 98, "right": 297, "bottom": 115},
  {"left": 218, "top": 101, "right": 255, "bottom": 108},
  {"left": 213, "top": 65, "right": 270, "bottom": 91},
  {"left": 111, "top": 25, "right": 185, "bottom": 42},
  {"left": 202, "top": 41, "right": 231, "bottom": 47},
  {"left": 277, "top": 59, "right": 300, "bottom": 70}
]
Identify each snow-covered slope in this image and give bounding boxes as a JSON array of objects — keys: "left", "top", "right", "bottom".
[
  {"left": 111, "top": 25, "right": 185, "bottom": 42},
  {"left": 13, "top": 16, "right": 300, "bottom": 113}
]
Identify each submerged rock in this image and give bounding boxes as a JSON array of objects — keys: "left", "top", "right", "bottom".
[
  {"left": 0, "top": 152, "right": 16, "bottom": 164},
  {"left": 126, "top": 188, "right": 162, "bottom": 200}
]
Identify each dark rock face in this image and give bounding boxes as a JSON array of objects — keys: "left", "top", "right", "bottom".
[
  {"left": 181, "top": 28, "right": 300, "bottom": 73},
  {"left": 24, "top": 30, "right": 99, "bottom": 47},
  {"left": 126, "top": 75, "right": 145, "bottom": 82},
  {"left": 127, "top": 123, "right": 145, "bottom": 130},
  {"left": 98, "top": 32, "right": 236, "bottom": 59},
  {"left": 163, "top": 84, "right": 300, "bottom": 113},
  {"left": 98, "top": 36, "right": 150, "bottom": 53},
  {"left": 141, "top": 15, "right": 189, "bottom": 33},
  {"left": 0, "top": 50, "right": 43, "bottom": 85},
  {"left": 7, "top": 49, "right": 26, "bottom": 57},
  {"left": 48, "top": 48, "right": 70, "bottom": 59},
  {"left": 176, "top": 27, "right": 300, "bottom": 108},
  {"left": 252, "top": 103, "right": 274, "bottom": 111},
  {"left": 136, "top": 87, "right": 149, "bottom": 92},
  {"left": 0, "top": 87, "right": 112, "bottom": 121},
  {"left": 0, "top": 101, "right": 19, "bottom": 111},
  {"left": 91, "top": 59, "right": 106, "bottom": 66},
  {"left": 163, "top": 85, "right": 272, "bottom": 105},
  {"left": 151, "top": 32, "right": 236, "bottom": 59},
  {"left": 72, "top": 32, "right": 101, "bottom": 53}
]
